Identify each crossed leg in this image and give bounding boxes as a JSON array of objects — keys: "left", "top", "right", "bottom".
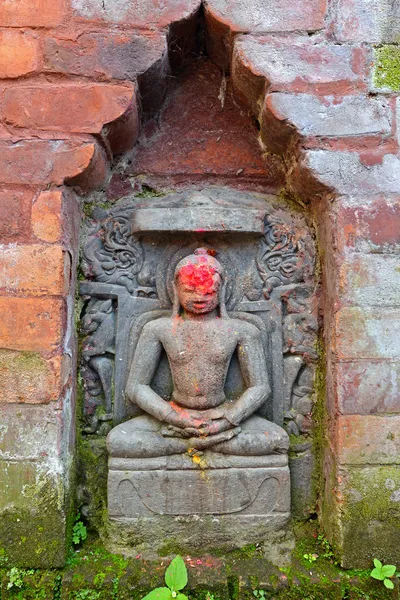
[{"left": 107, "top": 414, "right": 289, "bottom": 458}]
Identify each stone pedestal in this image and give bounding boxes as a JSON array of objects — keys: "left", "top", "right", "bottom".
[{"left": 107, "top": 452, "right": 291, "bottom": 557}]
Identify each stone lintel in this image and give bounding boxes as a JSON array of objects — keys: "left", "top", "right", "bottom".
[{"left": 131, "top": 207, "right": 265, "bottom": 233}]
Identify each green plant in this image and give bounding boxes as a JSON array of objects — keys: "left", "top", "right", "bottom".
[
  {"left": 303, "top": 553, "right": 318, "bottom": 564},
  {"left": 142, "top": 555, "right": 188, "bottom": 600},
  {"left": 317, "top": 533, "right": 335, "bottom": 561},
  {"left": 370, "top": 558, "right": 397, "bottom": 589},
  {"left": 0, "top": 548, "right": 8, "bottom": 566},
  {"left": 253, "top": 590, "right": 266, "bottom": 599},
  {"left": 6, "top": 567, "right": 35, "bottom": 590},
  {"left": 74, "top": 590, "right": 101, "bottom": 600},
  {"left": 72, "top": 512, "right": 87, "bottom": 545}
]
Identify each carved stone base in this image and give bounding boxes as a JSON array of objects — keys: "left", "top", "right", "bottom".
[{"left": 107, "top": 453, "right": 291, "bottom": 560}]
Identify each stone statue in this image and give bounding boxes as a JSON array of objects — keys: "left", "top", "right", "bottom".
[{"left": 107, "top": 248, "right": 289, "bottom": 458}]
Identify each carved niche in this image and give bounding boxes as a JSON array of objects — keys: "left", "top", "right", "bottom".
[{"left": 79, "top": 187, "right": 317, "bottom": 440}]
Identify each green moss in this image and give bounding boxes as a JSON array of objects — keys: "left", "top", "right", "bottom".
[
  {"left": 339, "top": 466, "right": 400, "bottom": 568},
  {"left": 0, "top": 532, "right": 398, "bottom": 600},
  {"left": 0, "top": 462, "right": 68, "bottom": 568},
  {"left": 373, "top": 45, "right": 400, "bottom": 90}
]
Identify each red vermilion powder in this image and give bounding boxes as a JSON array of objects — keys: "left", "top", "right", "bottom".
[{"left": 177, "top": 262, "right": 218, "bottom": 294}]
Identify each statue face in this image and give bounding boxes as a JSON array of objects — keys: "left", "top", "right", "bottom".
[{"left": 176, "top": 262, "right": 221, "bottom": 315}]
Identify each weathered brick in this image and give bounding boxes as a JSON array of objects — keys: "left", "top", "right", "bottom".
[
  {"left": 0, "top": 188, "right": 32, "bottom": 242},
  {"left": 335, "top": 307, "right": 400, "bottom": 360},
  {"left": 263, "top": 94, "right": 391, "bottom": 148},
  {"left": 71, "top": 0, "right": 199, "bottom": 27},
  {"left": 333, "top": 0, "right": 400, "bottom": 43},
  {"left": 44, "top": 31, "right": 166, "bottom": 81},
  {"left": 0, "top": 459, "right": 67, "bottom": 568},
  {"left": 206, "top": 0, "right": 326, "bottom": 33},
  {"left": 0, "top": 297, "right": 63, "bottom": 352},
  {"left": 0, "top": 30, "right": 39, "bottom": 78},
  {"left": 233, "top": 36, "right": 363, "bottom": 102},
  {"left": 0, "top": 0, "right": 66, "bottom": 27},
  {"left": 0, "top": 351, "right": 62, "bottom": 404},
  {"left": 0, "top": 404, "right": 62, "bottom": 459},
  {"left": 337, "top": 360, "right": 400, "bottom": 414},
  {"left": 3, "top": 83, "right": 136, "bottom": 134},
  {"left": 0, "top": 244, "right": 67, "bottom": 296},
  {"left": 337, "top": 415, "right": 400, "bottom": 465},
  {"left": 397, "top": 97, "right": 400, "bottom": 146},
  {"left": 132, "top": 59, "right": 285, "bottom": 189},
  {"left": 339, "top": 254, "right": 400, "bottom": 307},
  {"left": 0, "top": 140, "right": 106, "bottom": 188},
  {"left": 302, "top": 150, "right": 400, "bottom": 196},
  {"left": 336, "top": 197, "right": 400, "bottom": 253},
  {"left": 32, "top": 191, "right": 62, "bottom": 243},
  {"left": 338, "top": 466, "right": 400, "bottom": 568}
]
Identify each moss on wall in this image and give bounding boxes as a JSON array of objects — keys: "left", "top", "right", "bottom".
[
  {"left": 0, "top": 526, "right": 399, "bottom": 599},
  {"left": 373, "top": 45, "right": 400, "bottom": 90},
  {"left": 339, "top": 466, "right": 400, "bottom": 569}
]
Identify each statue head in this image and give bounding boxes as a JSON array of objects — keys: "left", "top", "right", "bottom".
[{"left": 172, "top": 248, "right": 227, "bottom": 317}]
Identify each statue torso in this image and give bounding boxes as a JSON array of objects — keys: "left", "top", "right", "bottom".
[{"left": 154, "top": 316, "right": 243, "bottom": 409}]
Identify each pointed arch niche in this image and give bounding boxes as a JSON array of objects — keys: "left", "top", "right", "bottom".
[{"left": 75, "top": 10, "right": 322, "bottom": 558}]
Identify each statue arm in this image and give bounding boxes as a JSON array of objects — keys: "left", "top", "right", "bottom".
[
  {"left": 223, "top": 325, "right": 270, "bottom": 426},
  {"left": 125, "top": 323, "right": 201, "bottom": 429}
]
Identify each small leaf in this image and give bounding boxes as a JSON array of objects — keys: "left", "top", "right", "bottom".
[
  {"left": 177, "top": 594, "right": 189, "bottom": 600},
  {"left": 381, "top": 565, "right": 396, "bottom": 578},
  {"left": 142, "top": 587, "right": 173, "bottom": 600},
  {"left": 374, "top": 559, "right": 383, "bottom": 570},
  {"left": 384, "top": 579, "right": 394, "bottom": 589},
  {"left": 371, "top": 569, "right": 385, "bottom": 580},
  {"left": 165, "top": 556, "right": 188, "bottom": 592}
]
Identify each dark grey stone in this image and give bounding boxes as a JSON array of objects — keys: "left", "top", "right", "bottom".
[{"left": 78, "top": 187, "right": 317, "bottom": 553}]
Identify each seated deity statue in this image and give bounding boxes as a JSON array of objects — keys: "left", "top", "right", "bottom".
[{"left": 107, "top": 248, "right": 289, "bottom": 458}]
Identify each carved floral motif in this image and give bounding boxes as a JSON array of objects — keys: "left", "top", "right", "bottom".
[
  {"left": 256, "top": 216, "right": 314, "bottom": 299},
  {"left": 82, "top": 212, "right": 143, "bottom": 294}
]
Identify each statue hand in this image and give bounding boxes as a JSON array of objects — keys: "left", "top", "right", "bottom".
[
  {"left": 187, "top": 427, "right": 241, "bottom": 450},
  {"left": 199, "top": 418, "right": 232, "bottom": 436},
  {"left": 161, "top": 425, "right": 193, "bottom": 438}
]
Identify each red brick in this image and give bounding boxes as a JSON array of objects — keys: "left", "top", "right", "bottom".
[
  {"left": 337, "top": 415, "right": 400, "bottom": 465},
  {"left": 262, "top": 93, "right": 391, "bottom": 152},
  {"left": 0, "top": 350, "right": 62, "bottom": 404},
  {"left": 71, "top": 0, "right": 199, "bottom": 28},
  {"left": 302, "top": 150, "right": 400, "bottom": 197},
  {"left": 0, "top": 188, "right": 32, "bottom": 242},
  {"left": 0, "top": 244, "right": 67, "bottom": 296},
  {"left": 233, "top": 36, "right": 364, "bottom": 101},
  {"left": 0, "top": 30, "right": 39, "bottom": 78},
  {"left": 336, "top": 197, "right": 400, "bottom": 253},
  {"left": 335, "top": 307, "right": 400, "bottom": 360},
  {"left": 44, "top": 31, "right": 166, "bottom": 81},
  {"left": 0, "top": 405, "right": 63, "bottom": 458},
  {"left": 0, "top": 0, "right": 66, "bottom": 27},
  {"left": 0, "top": 140, "right": 107, "bottom": 189},
  {"left": 0, "top": 297, "right": 63, "bottom": 352},
  {"left": 337, "top": 361, "right": 400, "bottom": 415},
  {"left": 132, "top": 59, "right": 285, "bottom": 190},
  {"left": 206, "top": 0, "right": 326, "bottom": 33},
  {"left": 332, "top": 0, "right": 399, "bottom": 43},
  {"left": 3, "top": 83, "right": 136, "bottom": 135},
  {"left": 339, "top": 254, "right": 400, "bottom": 307},
  {"left": 32, "top": 191, "right": 63, "bottom": 243}
]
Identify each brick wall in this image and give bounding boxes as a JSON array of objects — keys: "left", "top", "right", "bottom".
[{"left": 0, "top": 0, "right": 398, "bottom": 568}]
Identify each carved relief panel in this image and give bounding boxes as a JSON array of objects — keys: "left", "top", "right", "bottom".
[{"left": 79, "top": 187, "right": 317, "bottom": 439}]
